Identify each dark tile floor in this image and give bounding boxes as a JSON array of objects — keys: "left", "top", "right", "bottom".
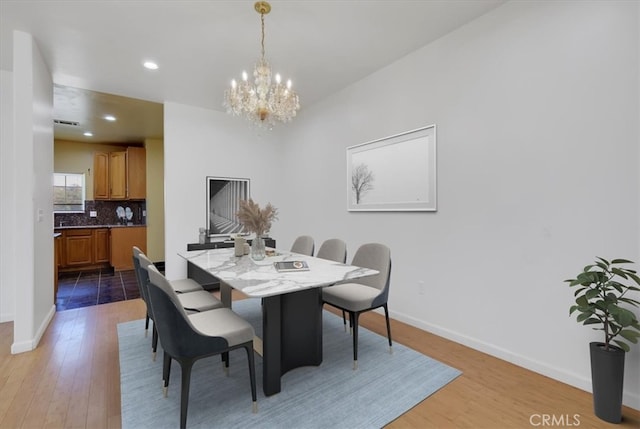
[{"left": 56, "top": 269, "right": 140, "bottom": 311}]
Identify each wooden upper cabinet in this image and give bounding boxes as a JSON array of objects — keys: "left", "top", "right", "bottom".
[
  {"left": 126, "top": 147, "right": 146, "bottom": 199},
  {"left": 93, "top": 152, "right": 110, "bottom": 199},
  {"left": 109, "top": 151, "right": 127, "bottom": 199},
  {"left": 93, "top": 147, "right": 145, "bottom": 200}
]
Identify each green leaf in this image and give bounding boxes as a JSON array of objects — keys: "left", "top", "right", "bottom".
[
  {"left": 577, "top": 312, "right": 594, "bottom": 323},
  {"left": 576, "top": 273, "right": 593, "bottom": 285},
  {"left": 612, "top": 340, "right": 630, "bottom": 352},
  {"left": 619, "top": 330, "right": 640, "bottom": 343},
  {"left": 611, "top": 259, "right": 633, "bottom": 264},
  {"left": 576, "top": 295, "right": 588, "bottom": 307},
  {"left": 608, "top": 281, "right": 624, "bottom": 293},
  {"left": 585, "top": 289, "right": 600, "bottom": 300},
  {"left": 574, "top": 287, "right": 587, "bottom": 297},
  {"left": 583, "top": 318, "right": 601, "bottom": 325},
  {"left": 619, "top": 297, "right": 640, "bottom": 307},
  {"left": 627, "top": 272, "right": 640, "bottom": 286},
  {"left": 612, "top": 308, "right": 634, "bottom": 326},
  {"left": 596, "top": 257, "right": 610, "bottom": 265},
  {"left": 611, "top": 268, "right": 629, "bottom": 279}
]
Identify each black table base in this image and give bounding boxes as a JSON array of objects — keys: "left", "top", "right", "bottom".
[{"left": 262, "top": 288, "right": 323, "bottom": 396}]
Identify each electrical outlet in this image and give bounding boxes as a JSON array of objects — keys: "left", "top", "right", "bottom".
[
  {"left": 418, "top": 280, "right": 425, "bottom": 295},
  {"left": 142, "top": 210, "right": 146, "bottom": 217},
  {"left": 89, "top": 210, "right": 97, "bottom": 217}
]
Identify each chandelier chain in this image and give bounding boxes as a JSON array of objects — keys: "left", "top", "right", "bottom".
[{"left": 260, "top": 12, "right": 265, "bottom": 60}]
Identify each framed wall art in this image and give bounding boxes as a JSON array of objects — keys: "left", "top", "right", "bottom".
[{"left": 347, "top": 125, "right": 436, "bottom": 212}]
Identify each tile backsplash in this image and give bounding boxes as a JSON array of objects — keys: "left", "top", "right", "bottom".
[{"left": 54, "top": 200, "right": 146, "bottom": 227}]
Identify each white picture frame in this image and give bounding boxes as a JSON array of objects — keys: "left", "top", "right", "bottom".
[{"left": 347, "top": 125, "right": 437, "bottom": 212}]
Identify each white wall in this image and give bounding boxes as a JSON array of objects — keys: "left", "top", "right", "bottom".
[
  {"left": 275, "top": 1, "right": 639, "bottom": 408},
  {"left": 0, "top": 70, "right": 16, "bottom": 323},
  {"left": 10, "top": 31, "right": 55, "bottom": 353},
  {"left": 163, "top": 103, "right": 285, "bottom": 280},
  {"left": 158, "top": 0, "right": 640, "bottom": 409}
]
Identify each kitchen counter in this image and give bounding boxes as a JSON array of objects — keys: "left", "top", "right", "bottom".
[{"left": 54, "top": 224, "right": 145, "bottom": 230}]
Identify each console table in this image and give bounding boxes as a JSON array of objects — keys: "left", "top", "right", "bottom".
[{"left": 186, "top": 238, "right": 276, "bottom": 290}]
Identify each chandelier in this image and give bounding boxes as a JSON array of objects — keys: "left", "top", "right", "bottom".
[{"left": 224, "top": 1, "right": 300, "bottom": 128}]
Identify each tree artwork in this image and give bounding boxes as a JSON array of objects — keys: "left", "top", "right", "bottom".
[{"left": 351, "top": 163, "right": 374, "bottom": 204}]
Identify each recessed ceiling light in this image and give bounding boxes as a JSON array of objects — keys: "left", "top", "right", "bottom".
[
  {"left": 143, "top": 61, "right": 159, "bottom": 70},
  {"left": 104, "top": 115, "right": 116, "bottom": 121},
  {"left": 83, "top": 131, "right": 93, "bottom": 137}
]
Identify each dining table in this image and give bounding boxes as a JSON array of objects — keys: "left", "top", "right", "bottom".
[{"left": 178, "top": 246, "right": 379, "bottom": 396}]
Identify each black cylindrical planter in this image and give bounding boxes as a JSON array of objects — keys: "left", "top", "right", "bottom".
[{"left": 590, "top": 342, "right": 625, "bottom": 424}]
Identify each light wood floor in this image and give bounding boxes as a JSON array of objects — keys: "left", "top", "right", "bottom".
[{"left": 1, "top": 297, "right": 638, "bottom": 428}]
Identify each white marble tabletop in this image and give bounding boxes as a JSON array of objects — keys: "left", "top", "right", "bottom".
[{"left": 178, "top": 247, "right": 379, "bottom": 298}]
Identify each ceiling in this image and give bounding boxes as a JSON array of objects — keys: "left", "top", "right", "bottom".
[{"left": 1, "top": 0, "right": 505, "bottom": 143}]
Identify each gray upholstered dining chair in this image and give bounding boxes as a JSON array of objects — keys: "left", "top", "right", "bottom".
[
  {"left": 316, "top": 238, "right": 349, "bottom": 329},
  {"left": 316, "top": 238, "right": 347, "bottom": 264},
  {"left": 133, "top": 246, "right": 158, "bottom": 354},
  {"left": 290, "top": 235, "right": 315, "bottom": 256},
  {"left": 138, "top": 253, "right": 224, "bottom": 313},
  {"left": 146, "top": 265, "right": 257, "bottom": 429},
  {"left": 133, "top": 249, "right": 224, "bottom": 361},
  {"left": 322, "top": 243, "right": 392, "bottom": 370},
  {"left": 132, "top": 247, "right": 152, "bottom": 333},
  {"left": 133, "top": 246, "right": 203, "bottom": 294}
]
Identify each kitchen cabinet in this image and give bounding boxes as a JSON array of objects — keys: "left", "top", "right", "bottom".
[
  {"left": 110, "top": 226, "right": 146, "bottom": 271},
  {"left": 126, "top": 147, "right": 146, "bottom": 199},
  {"left": 93, "top": 152, "right": 110, "bottom": 199},
  {"left": 57, "top": 228, "right": 111, "bottom": 272},
  {"left": 109, "top": 151, "right": 127, "bottom": 199},
  {"left": 94, "top": 228, "right": 111, "bottom": 263},
  {"left": 64, "top": 229, "right": 93, "bottom": 266},
  {"left": 93, "top": 147, "right": 146, "bottom": 200}
]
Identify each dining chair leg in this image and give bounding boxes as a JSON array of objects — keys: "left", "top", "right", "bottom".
[
  {"left": 244, "top": 344, "right": 258, "bottom": 413},
  {"left": 342, "top": 310, "right": 347, "bottom": 332},
  {"left": 152, "top": 325, "right": 158, "bottom": 361},
  {"left": 222, "top": 351, "right": 230, "bottom": 375},
  {"left": 145, "top": 314, "right": 150, "bottom": 335},
  {"left": 383, "top": 303, "right": 393, "bottom": 354},
  {"left": 179, "top": 360, "right": 195, "bottom": 429},
  {"left": 163, "top": 352, "right": 172, "bottom": 397},
  {"left": 351, "top": 311, "right": 359, "bottom": 370}
]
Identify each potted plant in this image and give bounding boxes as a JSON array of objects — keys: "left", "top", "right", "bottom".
[{"left": 565, "top": 257, "right": 640, "bottom": 423}]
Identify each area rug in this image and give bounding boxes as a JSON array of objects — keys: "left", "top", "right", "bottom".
[{"left": 118, "top": 298, "right": 461, "bottom": 429}]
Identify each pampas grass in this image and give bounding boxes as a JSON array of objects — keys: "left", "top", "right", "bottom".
[{"left": 237, "top": 199, "right": 278, "bottom": 237}]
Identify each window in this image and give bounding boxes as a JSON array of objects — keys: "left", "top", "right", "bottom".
[{"left": 53, "top": 173, "right": 85, "bottom": 212}]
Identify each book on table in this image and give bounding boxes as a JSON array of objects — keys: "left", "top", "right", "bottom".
[{"left": 274, "top": 261, "right": 309, "bottom": 272}]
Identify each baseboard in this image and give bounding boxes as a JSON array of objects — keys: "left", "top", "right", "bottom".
[
  {"left": 11, "top": 304, "right": 55, "bottom": 354},
  {"left": 390, "top": 310, "right": 640, "bottom": 411}
]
